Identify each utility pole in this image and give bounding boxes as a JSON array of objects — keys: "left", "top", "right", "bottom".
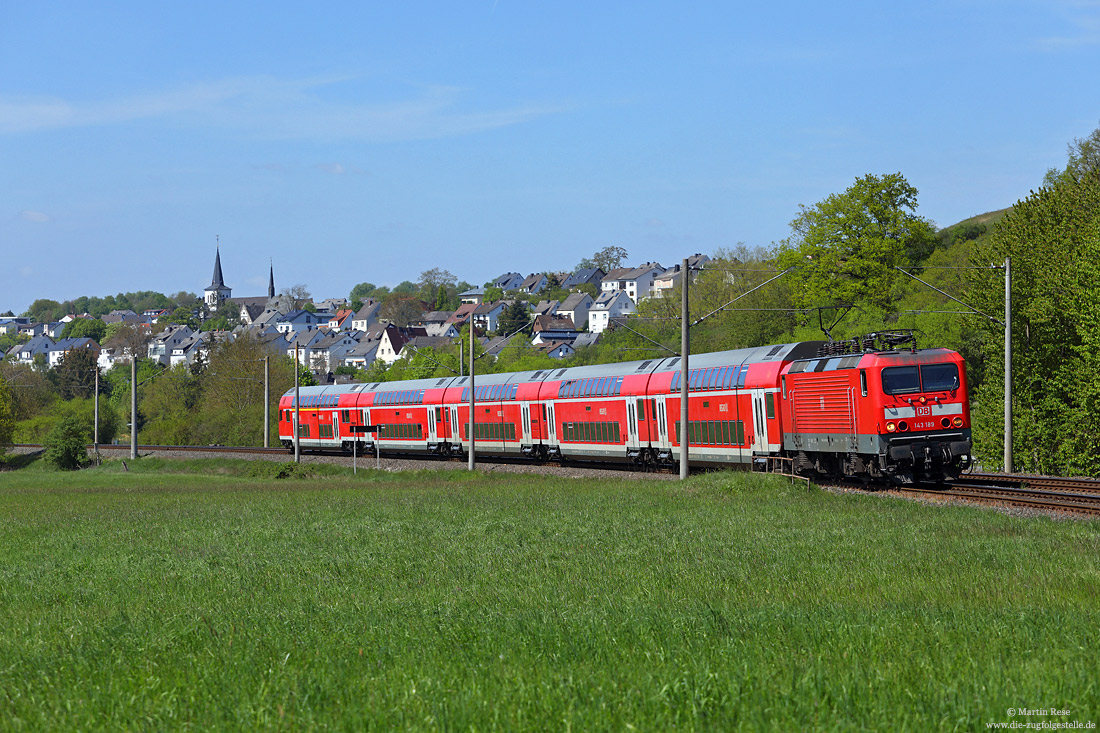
[
  {"left": 1004, "top": 257, "right": 1013, "bottom": 473},
  {"left": 263, "top": 356, "right": 270, "bottom": 448},
  {"left": 294, "top": 345, "right": 301, "bottom": 464},
  {"left": 130, "top": 357, "right": 137, "bottom": 460},
  {"left": 93, "top": 366, "right": 99, "bottom": 450},
  {"left": 468, "top": 323, "right": 476, "bottom": 471},
  {"left": 680, "top": 257, "right": 690, "bottom": 481}
]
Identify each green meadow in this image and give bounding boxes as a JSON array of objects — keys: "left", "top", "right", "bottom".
[{"left": 0, "top": 458, "right": 1098, "bottom": 730}]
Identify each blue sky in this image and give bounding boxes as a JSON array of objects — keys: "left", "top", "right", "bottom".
[{"left": 3, "top": 1, "right": 1099, "bottom": 314}]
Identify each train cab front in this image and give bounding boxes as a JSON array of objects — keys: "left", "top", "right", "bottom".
[{"left": 871, "top": 350, "right": 972, "bottom": 484}]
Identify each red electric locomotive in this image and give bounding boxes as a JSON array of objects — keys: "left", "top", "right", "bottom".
[{"left": 277, "top": 334, "right": 972, "bottom": 484}]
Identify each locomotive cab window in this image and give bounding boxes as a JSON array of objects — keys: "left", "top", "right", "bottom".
[
  {"left": 881, "top": 366, "right": 921, "bottom": 395},
  {"left": 882, "top": 363, "right": 960, "bottom": 395},
  {"left": 921, "top": 363, "right": 960, "bottom": 392}
]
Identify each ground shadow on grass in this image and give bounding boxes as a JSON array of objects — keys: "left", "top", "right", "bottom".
[{"left": 0, "top": 450, "right": 44, "bottom": 471}]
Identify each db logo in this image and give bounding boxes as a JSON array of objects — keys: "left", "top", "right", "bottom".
[{"left": 915, "top": 406, "right": 932, "bottom": 417}]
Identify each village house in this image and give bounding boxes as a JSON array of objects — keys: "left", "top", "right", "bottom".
[
  {"left": 557, "top": 292, "right": 595, "bottom": 332},
  {"left": 588, "top": 291, "right": 636, "bottom": 333}
]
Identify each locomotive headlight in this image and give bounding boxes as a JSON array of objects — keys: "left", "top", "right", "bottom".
[
  {"left": 919, "top": 396, "right": 927, "bottom": 405},
  {"left": 898, "top": 420, "right": 909, "bottom": 432},
  {"left": 886, "top": 421, "right": 897, "bottom": 433},
  {"left": 952, "top": 417, "right": 964, "bottom": 427}
]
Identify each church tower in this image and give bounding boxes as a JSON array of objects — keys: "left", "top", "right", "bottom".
[
  {"left": 268, "top": 261, "right": 275, "bottom": 299},
  {"left": 203, "top": 245, "right": 232, "bottom": 312}
]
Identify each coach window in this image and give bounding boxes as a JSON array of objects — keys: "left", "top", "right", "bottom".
[
  {"left": 860, "top": 370, "right": 868, "bottom": 397},
  {"left": 764, "top": 393, "right": 775, "bottom": 420}
]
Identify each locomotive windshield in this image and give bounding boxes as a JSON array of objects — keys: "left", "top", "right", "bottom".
[
  {"left": 921, "top": 363, "right": 960, "bottom": 392},
  {"left": 881, "top": 363, "right": 960, "bottom": 395}
]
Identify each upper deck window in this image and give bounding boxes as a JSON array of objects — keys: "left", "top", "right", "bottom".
[{"left": 881, "top": 363, "right": 959, "bottom": 395}]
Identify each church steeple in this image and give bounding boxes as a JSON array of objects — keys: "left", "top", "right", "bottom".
[
  {"left": 210, "top": 246, "right": 227, "bottom": 289},
  {"left": 203, "top": 239, "right": 232, "bottom": 313},
  {"left": 268, "top": 260, "right": 275, "bottom": 299}
]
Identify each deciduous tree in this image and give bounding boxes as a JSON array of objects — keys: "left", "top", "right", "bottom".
[
  {"left": 281, "top": 284, "right": 312, "bottom": 311},
  {"left": 52, "top": 347, "right": 98, "bottom": 400},
  {"left": 577, "top": 245, "right": 629, "bottom": 273},
  {"left": 60, "top": 318, "right": 107, "bottom": 342},
  {"left": 776, "top": 172, "right": 937, "bottom": 310},
  {"left": 969, "top": 170, "right": 1100, "bottom": 475},
  {"left": 380, "top": 296, "right": 425, "bottom": 327}
]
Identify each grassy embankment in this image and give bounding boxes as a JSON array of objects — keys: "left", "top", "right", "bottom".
[{"left": 1, "top": 457, "right": 1098, "bottom": 730}]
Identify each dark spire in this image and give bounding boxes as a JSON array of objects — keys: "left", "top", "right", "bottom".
[
  {"left": 268, "top": 259, "right": 275, "bottom": 299},
  {"left": 210, "top": 246, "right": 227, "bottom": 289}
]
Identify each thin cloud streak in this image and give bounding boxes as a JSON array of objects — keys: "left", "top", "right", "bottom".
[
  {"left": 0, "top": 76, "right": 563, "bottom": 141},
  {"left": 1034, "top": 7, "right": 1100, "bottom": 50}
]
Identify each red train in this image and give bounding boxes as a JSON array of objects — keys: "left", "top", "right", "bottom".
[{"left": 277, "top": 335, "right": 972, "bottom": 484}]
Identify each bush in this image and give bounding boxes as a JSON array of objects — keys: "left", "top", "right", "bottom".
[
  {"left": 245, "top": 461, "right": 316, "bottom": 479},
  {"left": 43, "top": 416, "right": 91, "bottom": 470},
  {"left": 13, "top": 397, "right": 120, "bottom": 446}
]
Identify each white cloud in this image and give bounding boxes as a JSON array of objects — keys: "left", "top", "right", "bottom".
[
  {"left": 315, "top": 162, "right": 367, "bottom": 175},
  {"left": 19, "top": 210, "right": 49, "bottom": 222},
  {"left": 1034, "top": 6, "right": 1100, "bottom": 49},
  {"left": 0, "top": 76, "right": 562, "bottom": 142}
]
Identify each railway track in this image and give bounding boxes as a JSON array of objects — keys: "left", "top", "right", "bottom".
[
  {"left": 881, "top": 472, "right": 1100, "bottom": 517},
  {"left": 8, "top": 442, "right": 677, "bottom": 475}
]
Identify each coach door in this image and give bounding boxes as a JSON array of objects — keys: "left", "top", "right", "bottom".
[
  {"left": 751, "top": 389, "right": 768, "bottom": 454},
  {"left": 428, "top": 407, "right": 438, "bottom": 443},
  {"left": 450, "top": 406, "right": 462, "bottom": 447},
  {"left": 626, "top": 399, "right": 640, "bottom": 451},
  {"left": 520, "top": 402, "right": 532, "bottom": 444},
  {"left": 654, "top": 395, "right": 669, "bottom": 450},
  {"left": 333, "top": 411, "right": 340, "bottom": 444},
  {"left": 546, "top": 403, "right": 557, "bottom": 444}
]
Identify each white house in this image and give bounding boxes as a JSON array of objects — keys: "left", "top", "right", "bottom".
[
  {"left": 558, "top": 292, "right": 594, "bottom": 331},
  {"left": 275, "top": 309, "right": 324, "bottom": 334},
  {"left": 519, "top": 273, "right": 548, "bottom": 294},
  {"left": 47, "top": 338, "right": 101, "bottom": 368},
  {"left": 491, "top": 272, "right": 525, "bottom": 290},
  {"left": 377, "top": 325, "right": 428, "bottom": 364},
  {"left": 588, "top": 291, "right": 636, "bottom": 333},
  {"left": 471, "top": 302, "right": 508, "bottom": 333},
  {"left": 343, "top": 340, "right": 380, "bottom": 369},
  {"left": 148, "top": 325, "right": 194, "bottom": 365},
  {"left": 351, "top": 300, "right": 381, "bottom": 332}
]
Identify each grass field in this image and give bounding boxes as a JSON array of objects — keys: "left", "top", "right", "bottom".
[{"left": 1, "top": 458, "right": 1098, "bottom": 730}]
